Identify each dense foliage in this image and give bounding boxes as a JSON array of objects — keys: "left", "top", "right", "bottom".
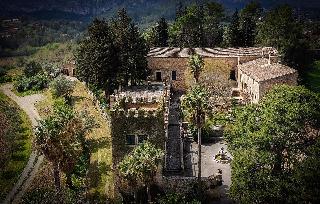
[
  {"left": 0, "top": 20, "right": 86, "bottom": 57},
  {"left": 14, "top": 73, "right": 49, "bottom": 92},
  {"left": 50, "top": 75, "right": 75, "bottom": 100},
  {"left": 169, "top": 2, "right": 225, "bottom": 47},
  {"left": 118, "top": 141, "right": 164, "bottom": 202},
  {"left": 76, "top": 9, "right": 149, "bottom": 99},
  {"left": 34, "top": 101, "right": 96, "bottom": 192},
  {"left": 256, "top": 5, "right": 308, "bottom": 70},
  {"left": 226, "top": 85, "right": 320, "bottom": 203}
]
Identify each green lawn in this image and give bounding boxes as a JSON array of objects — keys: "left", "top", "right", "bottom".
[
  {"left": 304, "top": 60, "right": 320, "bottom": 93},
  {"left": 0, "top": 92, "right": 33, "bottom": 201}
]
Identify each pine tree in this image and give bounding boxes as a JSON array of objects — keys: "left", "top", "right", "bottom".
[
  {"left": 224, "top": 10, "right": 241, "bottom": 47},
  {"left": 239, "top": 1, "right": 262, "bottom": 47},
  {"left": 75, "top": 19, "right": 118, "bottom": 99},
  {"left": 203, "top": 2, "right": 225, "bottom": 47},
  {"left": 256, "top": 5, "right": 308, "bottom": 70},
  {"left": 112, "top": 8, "right": 149, "bottom": 87},
  {"left": 155, "top": 17, "right": 169, "bottom": 47}
]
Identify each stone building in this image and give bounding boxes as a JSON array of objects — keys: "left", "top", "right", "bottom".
[
  {"left": 237, "top": 58, "right": 298, "bottom": 103},
  {"left": 147, "top": 47, "right": 279, "bottom": 91},
  {"left": 109, "top": 83, "right": 169, "bottom": 164},
  {"left": 62, "top": 61, "right": 76, "bottom": 77}
]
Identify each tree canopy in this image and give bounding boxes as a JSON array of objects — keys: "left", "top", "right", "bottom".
[
  {"left": 169, "top": 2, "right": 225, "bottom": 48},
  {"left": 226, "top": 85, "right": 320, "bottom": 203},
  {"left": 76, "top": 9, "right": 149, "bottom": 98},
  {"left": 256, "top": 5, "right": 308, "bottom": 70},
  {"left": 35, "top": 101, "right": 96, "bottom": 191},
  {"left": 118, "top": 141, "right": 164, "bottom": 202},
  {"left": 238, "top": 1, "right": 262, "bottom": 47}
]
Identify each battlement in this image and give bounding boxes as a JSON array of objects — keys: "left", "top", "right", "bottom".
[
  {"left": 110, "top": 82, "right": 171, "bottom": 111},
  {"left": 110, "top": 108, "right": 163, "bottom": 118}
]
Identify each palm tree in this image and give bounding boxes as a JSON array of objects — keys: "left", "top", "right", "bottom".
[
  {"left": 34, "top": 103, "right": 95, "bottom": 192},
  {"left": 118, "top": 142, "right": 164, "bottom": 203},
  {"left": 182, "top": 85, "right": 210, "bottom": 181},
  {"left": 189, "top": 54, "right": 204, "bottom": 83}
]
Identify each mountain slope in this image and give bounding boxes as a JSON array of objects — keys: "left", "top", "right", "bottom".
[{"left": 1, "top": 0, "right": 319, "bottom": 23}]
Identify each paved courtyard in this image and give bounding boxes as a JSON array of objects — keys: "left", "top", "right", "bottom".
[{"left": 184, "top": 138, "right": 232, "bottom": 201}]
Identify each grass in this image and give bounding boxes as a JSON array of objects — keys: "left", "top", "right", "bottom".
[
  {"left": 0, "top": 92, "right": 33, "bottom": 201},
  {"left": 303, "top": 60, "right": 320, "bottom": 93},
  {"left": 13, "top": 88, "right": 46, "bottom": 97},
  {"left": 35, "top": 81, "right": 114, "bottom": 200}
]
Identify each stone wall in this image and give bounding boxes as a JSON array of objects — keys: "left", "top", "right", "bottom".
[
  {"left": 237, "top": 69, "right": 260, "bottom": 103},
  {"left": 237, "top": 70, "right": 298, "bottom": 103},
  {"left": 156, "top": 175, "right": 222, "bottom": 195},
  {"left": 110, "top": 110, "right": 166, "bottom": 164},
  {"left": 259, "top": 72, "right": 298, "bottom": 100},
  {"left": 148, "top": 56, "right": 278, "bottom": 91}
]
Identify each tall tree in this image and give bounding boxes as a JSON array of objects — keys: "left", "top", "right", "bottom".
[
  {"left": 182, "top": 85, "right": 210, "bottom": 181},
  {"left": 170, "top": 2, "right": 225, "bottom": 48},
  {"left": 226, "top": 85, "right": 320, "bottom": 203},
  {"left": 256, "top": 5, "right": 308, "bottom": 71},
  {"left": 75, "top": 19, "right": 118, "bottom": 99},
  {"left": 112, "top": 9, "right": 149, "bottom": 87},
  {"left": 224, "top": 10, "right": 241, "bottom": 47},
  {"left": 155, "top": 17, "right": 169, "bottom": 47},
  {"left": 239, "top": 1, "right": 262, "bottom": 47},
  {"left": 203, "top": 2, "right": 225, "bottom": 47},
  {"left": 76, "top": 10, "right": 149, "bottom": 97},
  {"left": 118, "top": 142, "right": 164, "bottom": 203},
  {"left": 35, "top": 102, "right": 96, "bottom": 192}
]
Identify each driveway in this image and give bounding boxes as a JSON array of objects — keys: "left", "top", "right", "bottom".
[{"left": 0, "top": 84, "right": 44, "bottom": 204}]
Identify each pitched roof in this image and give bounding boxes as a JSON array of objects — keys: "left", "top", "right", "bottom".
[
  {"left": 238, "top": 58, "right": 297, "bottom": 82},
  {"left": 148, "top": 47, "right": 278, "bottom": 58}
]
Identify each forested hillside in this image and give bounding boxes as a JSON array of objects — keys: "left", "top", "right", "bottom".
[{"left": 1, "top": 0, "right": 320, "bottom": 24}]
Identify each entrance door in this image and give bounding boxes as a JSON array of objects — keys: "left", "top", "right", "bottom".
[{"left": 156, "top": 71, "right": 162, "bottom": 81}]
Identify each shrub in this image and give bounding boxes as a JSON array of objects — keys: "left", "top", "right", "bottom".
[
  {"left": 14, "top": 74, "right": 49, "bottom": 92},
  {"left": 24, "top": 61, "right": 42, "bottom": 77},
  {"left": 0, "top": 66, "right": 13, "bottom": 83},
  {"left": 42, "top": 63, "right": 62, "bottom": 79},
  {"left": 50, "top": 75, "right": 75, "bottom": 98},
  {"left": 0, "top": 67, "right": 7, "bottom": 77}
]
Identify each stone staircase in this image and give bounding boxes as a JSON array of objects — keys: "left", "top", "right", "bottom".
[
  {"left": 165, "top": 124, "right": 182, "bottom": 173},
  {"left": 165, "top": 92, "right": 183, "bottom": 174}
]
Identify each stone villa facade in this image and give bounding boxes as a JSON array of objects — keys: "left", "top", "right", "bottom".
[
  {"left": 237, "top": 58, "right": 298, "bottom": 103},
  {"left": 147, "top": 47, "right": 279, "bottom": 91}
]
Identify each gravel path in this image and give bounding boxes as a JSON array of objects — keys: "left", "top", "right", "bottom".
[{"left": 0, "top": 84, "right": 44, "bottom": 204}]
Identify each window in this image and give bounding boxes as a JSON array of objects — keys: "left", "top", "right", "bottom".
[
  {"left": 63, "top": 69, "right": 69, "bottom": 76},
  {"left": 156, "top": 71, "right": 162, "bottom": 81},
  {"left": 172, "top": 71, "right": 177, "bottom": 80},
  {"left": 126, "top": 134, "right": 148, "bottom": 145},
  {"left": 126, "top": 135, "right": 135, "bottom": 145},
  {"left": 229, "top": 70, "right": 236, "bottom": 80},
  {"left": 72, "top": 69, "right": 76, "bottom": 76},
  {"left": 138, "top": 135, "right": 148, "bottom": 144}
]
